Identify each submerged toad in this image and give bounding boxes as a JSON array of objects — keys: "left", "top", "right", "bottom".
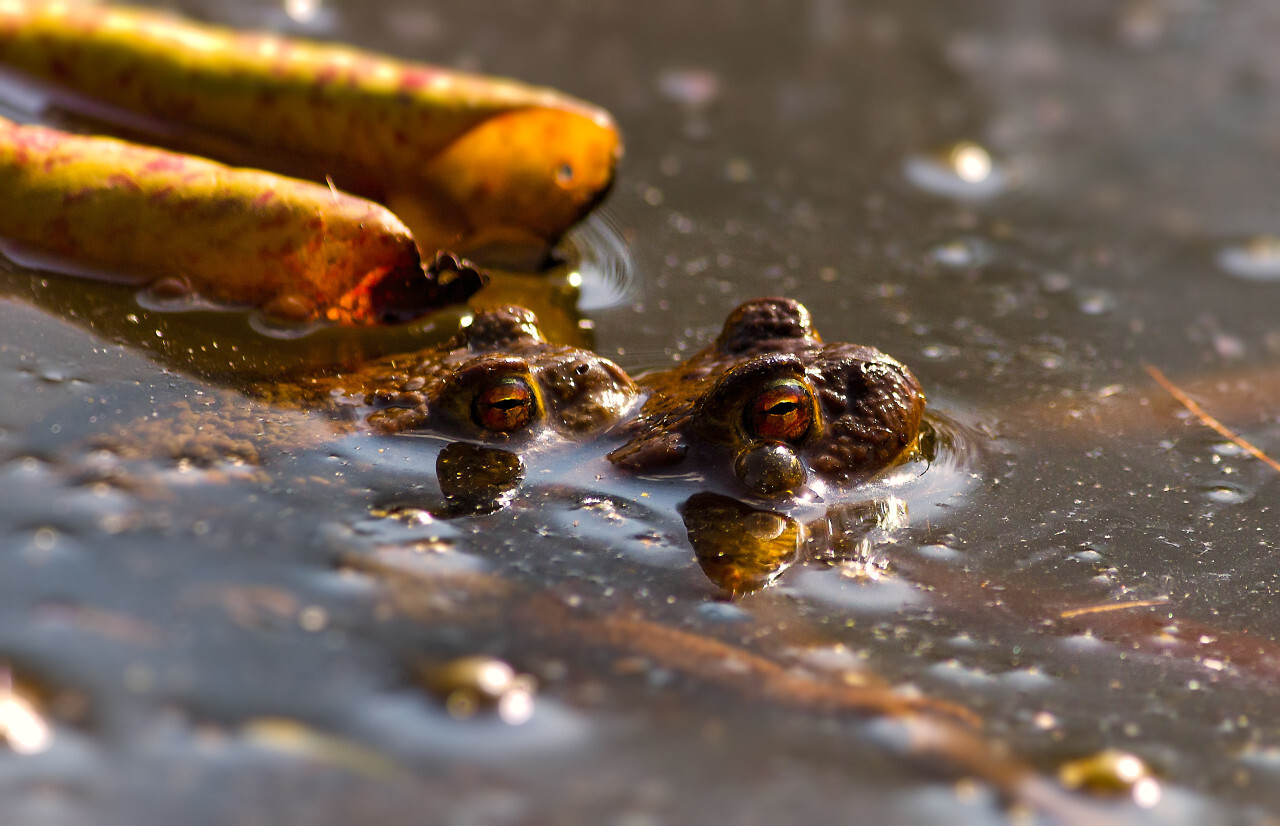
[
  {"left": 90, "top": 305, "right": 639, "bottom": 513},
  {"left": 282, "top": 305, "right": 640, "bottom": 447},
  {"left": 608, "top": 298, "right": 925, "bottom": 499}
]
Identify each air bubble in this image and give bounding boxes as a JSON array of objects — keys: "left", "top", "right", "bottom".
[
  {"left": 657, "top": 68, "right": 720, "bottom": 108},
  {"left": 928, "top": 239, "right": 989, "bottom": 269},
  {"left": 1202, "top": 483, "right": 1252, "bottom": 505},
  {"left": 904, "top": 141, "right": 1009, "bottom": 200},
  {"left": 284, "top": 0, "right": 322, "bottom": 23},
  {"left": 1218, "top": 236, "right": 1280, "bottom": 281},
  {"left": 1077, "top": 289, "right": 1116, "bottom": 315},
  {"left": 920, "top": 344, "right": 960, "bottom": 361}
]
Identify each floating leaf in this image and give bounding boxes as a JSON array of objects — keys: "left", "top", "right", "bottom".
[
  {"left": 0, "top": 2, "right": 622, "bottom": 259},
  {"left": 0, "top": 116, "right": 479, "bottom": 324}
]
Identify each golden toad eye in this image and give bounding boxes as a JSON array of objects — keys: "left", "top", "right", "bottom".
[
  {"left": 745, "top": 381, "right": 812, "bottom": 443},
  {"left": 472, "top": 378, "right": 538, "bottom": 432}
]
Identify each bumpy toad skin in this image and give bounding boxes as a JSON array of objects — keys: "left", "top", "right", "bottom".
[
  {"left": 608, "top": 298, "right": 925, "bottom": 498},
  {"left": 288, "top": 306, "right": 639, "bottom": 445}
]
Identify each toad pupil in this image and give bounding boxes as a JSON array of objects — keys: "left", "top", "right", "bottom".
[
  {"left": 473, "top": 379, "right": 537, "bottom": 431},
  {"left": 746, "top": 383, "right": 812, "bottom": 443}
]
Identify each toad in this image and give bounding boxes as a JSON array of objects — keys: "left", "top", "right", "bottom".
[
  {"left": 87, "top": 304, "right": 639, "bottom": 514},
  {"left": 92, "top": 302, "right": 638, "bottom": 463},
  {"left": 608, "top": 298, "right": 925, "bottom": 499},
  {"left": 284, "top": 304, "right": 640, "bottom": 513},
  {"left": 278, "top": 304, "right": 640, "bottom": 447}
]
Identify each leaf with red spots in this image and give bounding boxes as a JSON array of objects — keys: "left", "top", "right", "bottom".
[
  {"left": 0, "top": 117, "right": 480, "bottom": 325},
  {"left": 0, "top": 3, "right": 622, "bottom": 261}
]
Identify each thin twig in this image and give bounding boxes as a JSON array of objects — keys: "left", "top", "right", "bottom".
[
  {"left": 1144, "top": 363, "right": 1280, "bottom": 475},
  {"left": 1060, "top": 599, "right": 1168, "bottom": 620}
]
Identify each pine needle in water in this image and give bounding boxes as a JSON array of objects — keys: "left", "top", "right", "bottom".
[
  {"left": 1060, "top": 599, "right": 1168, "bottom": 620},
  {"left": 1144, "top": 363, "right": 1280, "bottom": 475}
]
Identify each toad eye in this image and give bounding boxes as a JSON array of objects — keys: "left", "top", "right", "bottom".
[
  {"left": 472, "top": 378, "right": 538, "bottom": 432},
  {"left": 744, "top": 381, "right": 813, "bottom": 443}
]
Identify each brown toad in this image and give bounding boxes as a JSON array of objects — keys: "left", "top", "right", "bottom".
[
  {"left": 608, "top": 298, "right": 925, "bottom": 499},
  {"left": 283, "top": 305, "right": 640, "bottom": 448},
  {"left": 88, "top": 305, "right": 638, "bottom": 514}
]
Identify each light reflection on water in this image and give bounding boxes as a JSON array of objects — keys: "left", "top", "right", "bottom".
[{"left": 563, "top": 212, "right": 637, "bottom": 313}]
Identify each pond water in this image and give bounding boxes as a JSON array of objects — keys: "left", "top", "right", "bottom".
[{"left": 3, "top": 0, "right": 1280, "bottom": 823}]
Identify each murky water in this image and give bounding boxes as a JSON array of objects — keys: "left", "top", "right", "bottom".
[{"left": 5, "top": 0, "right": 1280, "bottom": 823}]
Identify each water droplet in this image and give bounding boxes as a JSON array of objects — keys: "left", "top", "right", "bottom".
[
  {"left": 1041, "top": 271, "right": 1072, "bottom": 292},
  {"left": 1210, "top": 441, "right": 1248, "bottom": 458},
  {"left": 1077, "top": 289, "right": 1117, "bottom": 315},
  {"left": 1218, "top": 236, "right": 1280, "bottom": 281},
  {"left": 921, "top": 343, "right": 960, "bottom": 361},
  {"left": 1034, "top": 352, "right": 1064, "bottom": 370},
  {"left": 657, "top": 68, "right": 720, "bottom": 108},
  {"left": 928, "top": 239, "right": 988, "bottom": 269},
  {"left": 927, "top": 659, "right": 994, "bottom": 687},
  {"left": 668, "top": 213, "right": 695, "bottom": 234},
  {"left": 1239, "top": 744, "right": 1280, "bottom": 770},
  {"left": 1202, "top": 483, "right": 1252, "bottom": 505},
  {"left": 283, "top": 0, "right": 322, "bottom": 24},
  {"left": 914, "top": 543, "right": 962, "bottom": 562},
  {"left": 1032, "top": 710, "right": 1059, "bottom": 731},
  {"left": 298, "top": 605, "right": 328, "bottom": 632},
  {"left": 1213, "top": 333, "right": 1246, "bottom": 360},
  {"left": 904, "top": 141, "right": 1009, "bottom": 200},
  {"left": 32, "top": 527, "right": 57, "bottom": 552}
]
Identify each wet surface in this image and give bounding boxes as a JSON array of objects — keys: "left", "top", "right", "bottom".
[{"left": 4, "top": 0, "right": 1280, "bottom": 823}]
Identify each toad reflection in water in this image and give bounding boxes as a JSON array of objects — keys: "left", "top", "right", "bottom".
[
  {"left": 609, "top": 297, "right": 926, "bottom": 500},
  {"left": 681, "top": 492, "right": 911, "bottom": 596}
]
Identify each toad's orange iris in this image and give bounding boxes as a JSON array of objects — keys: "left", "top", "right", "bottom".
[
  {"left": 744, "top": 381, "right": 812, "bottom": 443},
  {"left": 472, "top": 378, "right": 538, "bottom": 432}
]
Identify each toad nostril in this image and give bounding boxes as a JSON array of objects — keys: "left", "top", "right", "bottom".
[{"left": 734, "top": 441, "right": 806, "bottom": 497}]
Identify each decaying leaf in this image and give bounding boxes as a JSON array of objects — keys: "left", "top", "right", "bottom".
[
  {"left": 0, "top": 2, "right": 623, "bottom": 258},
  {"left": 0, "top": 116, "right": 481, "bottom": 324}
]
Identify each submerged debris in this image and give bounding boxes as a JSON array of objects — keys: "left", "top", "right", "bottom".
[
  {"left": 419, "top": 656, "right": 537, "bottom": 725},
  {"left": 1058, "top": 749, "right": 1162, "bottom": 807}
]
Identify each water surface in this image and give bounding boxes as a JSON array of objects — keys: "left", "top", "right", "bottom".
[{"left": 4, "top": 1, "right": 1280, "bottom": 823}]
